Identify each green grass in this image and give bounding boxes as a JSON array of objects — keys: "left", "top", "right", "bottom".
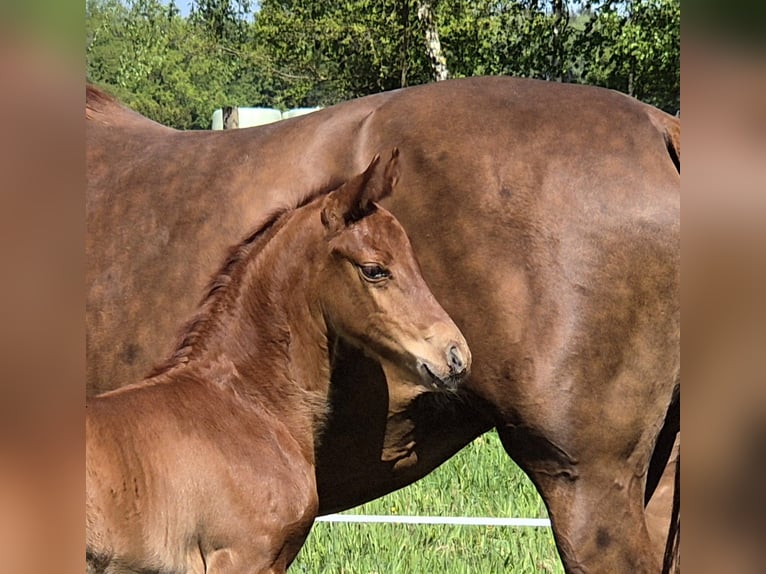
[{"left": 292, "top": 431, "right": 564, "bottom": 573}]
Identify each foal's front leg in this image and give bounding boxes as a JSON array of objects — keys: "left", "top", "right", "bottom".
[
  {"left": 202, "top": 531, "right": 310, "bottom": 574},
  {"left": 200, "top": 492, "right": 317, "bottom": 574}
]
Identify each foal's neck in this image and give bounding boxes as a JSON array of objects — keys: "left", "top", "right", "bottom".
[
  {"left": 169, "top": 205, "right": 332, "bottom": 450},
  {"left": 221, "top": 208, "right": 329, "bottom": 378}
]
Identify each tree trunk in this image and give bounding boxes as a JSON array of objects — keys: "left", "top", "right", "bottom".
[
  {"left": 399, "top": 0, "right": 410, "bottom": 87},
  {"left": 417, "top": 0, "right": 449, "bottom": 81},
  {"left": 551, "top": 0, "right": 569, "bottom": 81}
]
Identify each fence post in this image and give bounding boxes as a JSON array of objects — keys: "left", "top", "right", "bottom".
[{"left": 223, "top": 106, "right": 239, "bottom": 129}]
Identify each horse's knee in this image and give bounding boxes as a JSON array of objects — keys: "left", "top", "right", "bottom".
[
  {"left": 548, "top": 474, "right": 662, "bottom": 573},
  {"left": 498, "top": 423, "right": 665, "bottom": 571}
]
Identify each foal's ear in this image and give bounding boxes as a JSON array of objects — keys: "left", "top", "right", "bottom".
[
  {"left": 363, "top": 147, "right": 400, "bottom": 205},
  {"left": 320, "top": 148, "right": 400, "bottom": 233}
]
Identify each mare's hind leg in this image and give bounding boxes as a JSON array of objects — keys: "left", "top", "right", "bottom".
[{"left": 499, "top": 423, "right": 663, "bottom": 573}]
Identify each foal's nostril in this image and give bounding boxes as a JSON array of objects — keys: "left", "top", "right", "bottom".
[{"left": 448, "top": 345, "right": 465, "bottom": 373}]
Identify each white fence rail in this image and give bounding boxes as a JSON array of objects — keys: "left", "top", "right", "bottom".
[{"left": 316, "top": 514, "right": 551, "bottom": 527}]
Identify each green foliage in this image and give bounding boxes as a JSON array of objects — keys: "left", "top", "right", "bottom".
[
  {"left": 438, "top": 0, "right": 575, "bottom": 81},
  {"left": 86, "top": 0, "right": 679, "bottom": 125},
  {"left": 86, "top": 0, "right": 277, "bottom": 128},
  {"left": 253, "top": 0, "right": 434, "bottom": 107},
  {"left": 576, "top": 0, "right": 680, "bottom": 112},
  {"left": 190, "top": 0, "right": 252, "bottom": 42}
]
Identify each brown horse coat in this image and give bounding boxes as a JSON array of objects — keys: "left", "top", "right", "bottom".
[
  {"left": 86, "top": 153, "right": 471, "bottom": 573},
  {"left": 87, "top": 76, "right": 680, "bottom": 572}
]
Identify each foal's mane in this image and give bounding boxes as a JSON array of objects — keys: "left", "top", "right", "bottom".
[{"left": 147, "top": 180, "right": 344, "bottom": 379}]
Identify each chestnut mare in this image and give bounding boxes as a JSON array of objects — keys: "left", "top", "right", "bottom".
[
  {"left": 86, "top": 151, "right": 471, "bottom": 574},
  {"left": 87, "top": 77, "right": 680, "bottom": 572}
]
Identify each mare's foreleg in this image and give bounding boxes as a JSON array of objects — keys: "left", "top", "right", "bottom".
[{"left": 499, "top": 418, "right": 664, "bottom": 573}]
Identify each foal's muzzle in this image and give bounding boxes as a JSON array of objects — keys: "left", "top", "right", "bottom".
[{"left": 417, "top": 341, "right": 471, "bottom": 391}]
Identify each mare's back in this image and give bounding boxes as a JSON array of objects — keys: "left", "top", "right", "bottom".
[{"left": 85, "top": 77, "right": 678, "bottom": 395}]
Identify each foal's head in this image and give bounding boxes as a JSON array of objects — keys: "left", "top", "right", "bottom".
[{"left": 316, "top": 149, "right": 470, "bottom": 390}]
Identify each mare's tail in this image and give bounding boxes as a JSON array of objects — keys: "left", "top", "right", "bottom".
[{"left": 648, "top": 107, "right": 680, "bottom": 174}]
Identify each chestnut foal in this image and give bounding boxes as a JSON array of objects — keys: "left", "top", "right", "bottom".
[{"left": 86, "top": 150, "right": 470, "bottom": 573}]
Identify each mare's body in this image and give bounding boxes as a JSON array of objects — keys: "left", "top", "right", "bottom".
[
  {"left": 87, "top": 76, "right": 680, "bottom": 572},
  {"left": 86, "top": 153, "right": 471, "bottom": 574}
]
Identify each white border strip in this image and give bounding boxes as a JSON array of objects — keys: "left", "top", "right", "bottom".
[{"left": 316, "top": 514, "right": 551, "bottom": 527}]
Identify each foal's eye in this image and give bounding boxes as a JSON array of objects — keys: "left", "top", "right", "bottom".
[{"left": 359, "top": 264, "right": 390, "bottom": 282}]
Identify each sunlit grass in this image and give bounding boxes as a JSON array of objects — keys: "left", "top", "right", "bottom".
[{"left": 292, "top": 431, "right": 564, "bottom": 573}]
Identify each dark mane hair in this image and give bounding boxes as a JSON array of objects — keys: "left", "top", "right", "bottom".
[
  {"left": 86, "top": 83, "right": 168, "bottom": 129},
  {"left": 146, "top": 178, "right": 345, "bottom": 378},
  {"left": 86, "top": 84, "right": 118, "bottom": 118}
]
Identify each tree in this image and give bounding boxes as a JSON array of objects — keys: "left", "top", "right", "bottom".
[
  {"left": 86, "top": 0, "right": 680, "bottom": 126},
  {"left": 417, "top": 0, "right": 450, "bottom": 80},
  {"left": 86, "top": 0, "right": 277, "bottom": 128},
  {"left": 436, "top": 0, "right": 579, "bottom": 81},
  {"left": 190, "top": 0, "right": 252, "bottom": 42},
  {"left": 575, "top": 0, "right": 680, "bottom": 112},
  {"left": 253, "top": 0, "right": 438, "bottom": 107}
]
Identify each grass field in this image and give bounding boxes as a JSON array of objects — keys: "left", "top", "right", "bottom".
[{"left": 292, "top": 431, "right": 564, "bottom": 573}]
